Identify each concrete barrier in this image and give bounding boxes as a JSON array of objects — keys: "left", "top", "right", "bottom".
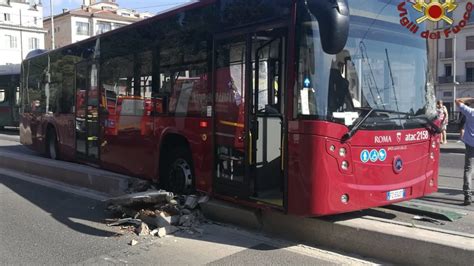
[{"left": 0, "top": 151, "right": 130, "bottom": 196}]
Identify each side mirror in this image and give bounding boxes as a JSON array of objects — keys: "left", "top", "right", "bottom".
[{"left": 305, "top": 0, "right": 350, "bottom": 55}]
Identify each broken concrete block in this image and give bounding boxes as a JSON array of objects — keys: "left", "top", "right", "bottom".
[
  {"left": 179, "top": 214, "right": 195, "bottom": 227},
  {"left": 138, "top": 211, "right": 179, "bottom": 228},
  {"left": 130, "top": 240, "right": 138, "bottom": 246},
  {"left": 184, "top": 195, "right": 199, "bottom": 209},
  {"left": 157, "top": 212, "right": 179, "bottom": 227},
  {"left": 156, "top": 226, "right": 179, "bottom": 238},
  {"left": 107, "top": 218, "right": 142, "bottom": 227},
  {"left": 106, "top": 190, "right": 174, "bottom": 207},
  {"left": 150, "top": 229, "right": 159, "bottom": 236},
  {"left": 135, "top": 222, "right": 150, "bottom": 236}
]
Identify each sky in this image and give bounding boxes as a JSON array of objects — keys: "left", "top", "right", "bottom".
[{"left": 42, "top": 0, "right": 191, "bottom": 17}]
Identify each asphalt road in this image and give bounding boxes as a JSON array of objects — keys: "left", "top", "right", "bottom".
[{"left": 0, "top": 129, "right": 373, "bottom": 265}]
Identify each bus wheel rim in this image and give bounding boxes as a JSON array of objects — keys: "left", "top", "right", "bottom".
[{"left": 169, "top": 159, "right": 192, "bottom": 192}]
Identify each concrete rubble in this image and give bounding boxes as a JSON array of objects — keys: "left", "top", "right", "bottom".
[{"left": 106, "top": 189, "right": 209, "bottom": 239}]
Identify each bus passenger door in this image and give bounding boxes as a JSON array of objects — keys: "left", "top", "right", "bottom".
[
  {"left": 213, "top": 27, "right": 286, "bottom": 205},
  {"left": 250, "top": 31, "right": 286, "bottom": 207},
  {"left": 75, "top": 61, "right": 100, "bottom": 161},
  {"left": 12, "top": 83, "right": 20, "bottom": 126},
  {"left": 213, "top": 34, "right": 253, "bottom": 198}
]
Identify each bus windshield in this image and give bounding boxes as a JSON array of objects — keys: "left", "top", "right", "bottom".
[{"left": 296, "top": 0, "right": 436, "bottom": 129}]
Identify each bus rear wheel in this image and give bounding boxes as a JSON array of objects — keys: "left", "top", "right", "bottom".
[
  {"left": 46, "top": 129, "right": 59, "bottom": 160},
  {"left": 163, "top": 147, "right": 194, "bottom": 194}
]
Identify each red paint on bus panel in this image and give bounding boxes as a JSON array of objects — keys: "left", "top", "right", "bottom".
[{"left": 287, "top": 120, "right": 438, "bottom": 216}]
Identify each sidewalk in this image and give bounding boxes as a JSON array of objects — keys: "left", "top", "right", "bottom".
[{"left": 441, "top": 133, "right": 465, "bottom": 154}]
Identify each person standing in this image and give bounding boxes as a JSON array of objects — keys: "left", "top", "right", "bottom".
[
  {"left": 455, "top": 98, "right": 473, "bottom": 206},
  {"left": 458, "top": 102, "right": 470, "bottom": 143},
  {"left": 436, "top": 100, "right": 449, "bottom": 144}
]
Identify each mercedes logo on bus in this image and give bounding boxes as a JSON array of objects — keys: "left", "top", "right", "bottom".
[{"left": 393, "top": 156, "right": 403, "bottom": 174}]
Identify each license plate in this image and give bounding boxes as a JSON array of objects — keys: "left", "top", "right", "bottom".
[{"left": 387, "top": 189, "right": 405, "bottom": 201}]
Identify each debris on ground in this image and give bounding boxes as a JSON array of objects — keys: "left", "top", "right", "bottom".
[
  {"left": 107, "top": 218, "right": 142, "bottom": 227},
  {"left": 106, "top": 191, "right": 208, "bottom": 240},
  {"left": 135, "top": 222, "right": 150, "bottom": 236},
  {"left": 106, "top": 190, "right": 174, "bottom": 207},
  {"left": 129, "top": 239, "right": 138, "bottom": 246},
  {"left": 412, "top": 215, "right": 446, "bottom": 225}
]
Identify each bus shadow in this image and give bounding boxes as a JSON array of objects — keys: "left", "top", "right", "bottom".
[
  {"left": 0, "top": 143, "right": 38, "bottom": 155},
  {"left": 321, "top": 208, "right": 397, "bottom": 222},
  {"left": 0, "top": 175, "right": 117, "bottom": 238}
]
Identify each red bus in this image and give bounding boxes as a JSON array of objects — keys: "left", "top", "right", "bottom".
[
  {"left": 20, "top": 0, "right": 440, "bottom": 216},
  {"left": 0, "top": 65, "right": 20, "bottom": 129}
]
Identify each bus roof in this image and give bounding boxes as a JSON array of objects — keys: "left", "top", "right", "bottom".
[{"left": 24, "top": 0, "right": 216, "bottom": 61}]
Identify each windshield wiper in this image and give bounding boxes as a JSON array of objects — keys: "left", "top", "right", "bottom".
[
  {"left": 342, "top": 108, "right": 376, "bottom": 141},
  {"left": 381, "top": 114, "right": 442, "bottom": 134},
  {"left": 408, "top": 114, "right": 442, "bottom": 134},
  {"left": 342, "top": 108, "right": 412, "bottom": 141},
  {"left": 385, "top": 48, "right": 403, "bottom": 129}
]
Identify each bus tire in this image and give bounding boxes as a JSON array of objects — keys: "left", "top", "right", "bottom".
[
  {"left": 46, "top": 129, "right": 59, "bottom": 160},
  {"left": 163, "top": 147, "right": 195, "bottom": 194}
]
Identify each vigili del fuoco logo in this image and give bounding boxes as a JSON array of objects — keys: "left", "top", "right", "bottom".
[{"left": 398, "top": 0, "right": 473, "bottom": 39}]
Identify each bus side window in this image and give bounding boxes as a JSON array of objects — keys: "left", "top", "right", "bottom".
[{"left": 0, "top": 89, "right": 6, "bottom": 103}]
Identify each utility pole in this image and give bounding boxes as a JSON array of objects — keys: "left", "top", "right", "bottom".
[
  {"left": 453, "top": 34, "right": 457, "bottom": 116},
  {"left": 50, "top": 0, "right": 55, "bottom": 49},
  {"left": 19, "top": 9, "right": 24, "bottom": 60}
]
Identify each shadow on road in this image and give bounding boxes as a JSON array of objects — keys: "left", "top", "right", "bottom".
[
  {"left": 419, "top": 196, "right": 466, "bottom": 207},
  {"left": 0, "top": 142, "right": 38, "bottom": 155},
  {"left": 0, "top": 174, "right": 117, "bottom": 238},
  {"left": 437, "top": 187, "right": 464, "bottom": 196},
  {"left": 321, "top": 208, "right": 397, "bottom": 222}
]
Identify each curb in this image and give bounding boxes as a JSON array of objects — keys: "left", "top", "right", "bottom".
[
  {"left": 0, "top": 151, "right": 131, "bottom": 196},
  {"left": 201, "top": 200, "right": 474, "bottom": 265},
  {"left": 440, "top": 147, "right": 465, "bottom": 154}
]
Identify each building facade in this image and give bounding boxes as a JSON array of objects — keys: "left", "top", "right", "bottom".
[
  {"left": 436, "top": 0, "right": 474, "bottom": 119},
  {"left": 44, "top": 0, "right": 153, "bottom": 50},
  {"left": 0, "top": 0, "right": 45, "bottom": 70}
]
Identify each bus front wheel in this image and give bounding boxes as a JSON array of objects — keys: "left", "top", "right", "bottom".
[
  {"left": 163, "top": 147, "right": 195, "bottom": 194},
  {"left": 46, "top": 129, "right": 59, "bottom": 160}
]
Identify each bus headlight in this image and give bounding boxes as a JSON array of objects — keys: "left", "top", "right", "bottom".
[
  {"left": 339, "top": 147, "right": 347, "bottom": 157},
  {"left": 341, "top": 194, "right": 349, "bottom": 204},
  {"left": 341, "top": 161, "right": 349, "bottom": 170}
]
